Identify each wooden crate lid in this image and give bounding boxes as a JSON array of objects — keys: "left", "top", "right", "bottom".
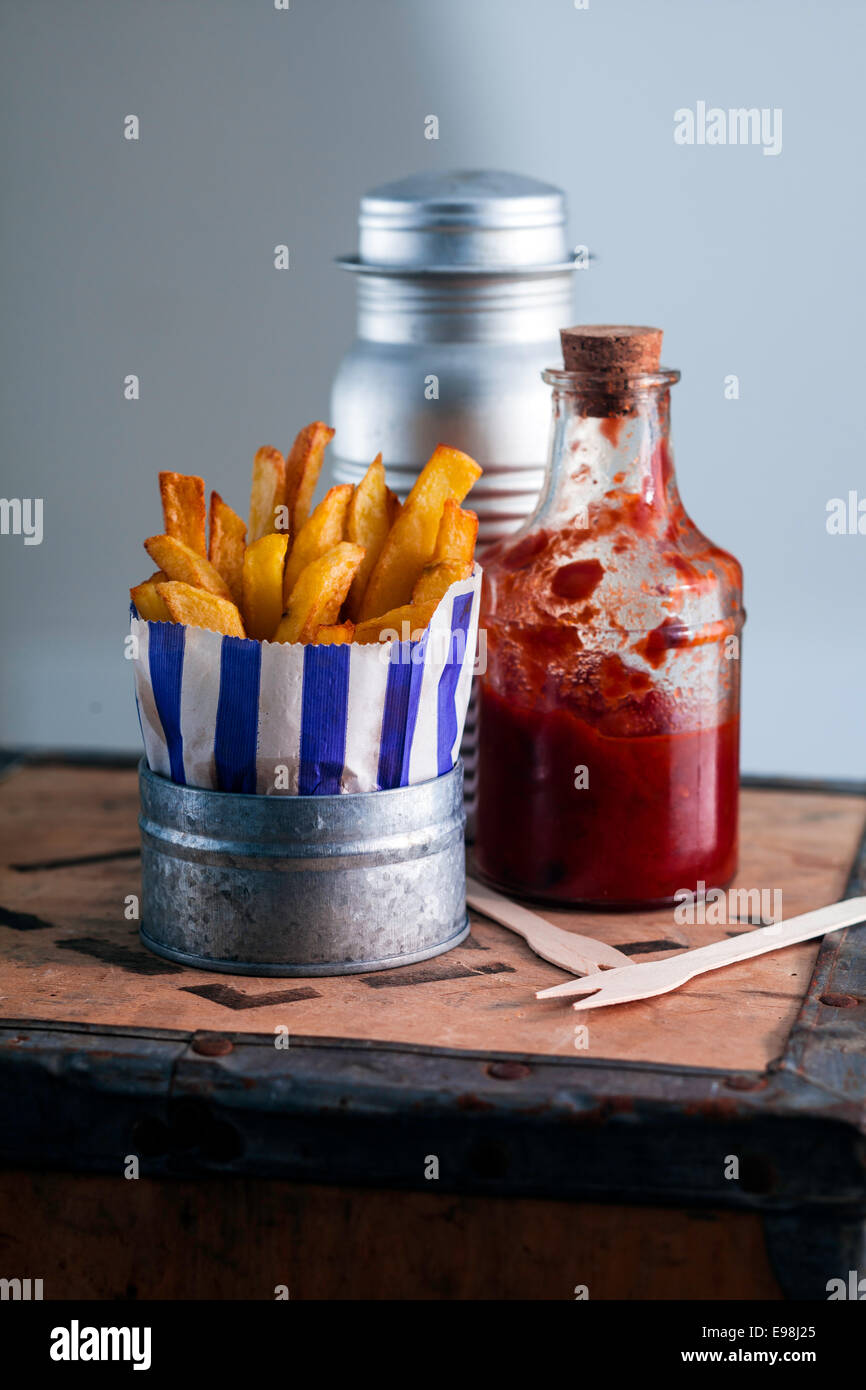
[{"left": 0, "top": 762, "right": 863, "bottom": 1074}]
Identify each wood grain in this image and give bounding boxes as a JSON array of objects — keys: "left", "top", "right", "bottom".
[
  {"left": 0, "top": 764, "right": 862, "bottom": 1071},
  {"left": 0, "top": 1169, "right": 781, "bottom": 1300}
]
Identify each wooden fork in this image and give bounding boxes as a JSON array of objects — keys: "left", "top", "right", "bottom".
[
  {"left": 465, "top": 875, "right": 631, "bottom": 976},
  {"left": 535, "top": 896, "right": 866, "bottom": 1010}
]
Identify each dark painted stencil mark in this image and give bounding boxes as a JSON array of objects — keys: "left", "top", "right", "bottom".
[
  {"left": 459, "top": 933, "right": 490, "bottom": 951},
  {"left": 618, "top": 939, "right": 683, "bottom": 956},
  {"left": 56, "top": 936, "right": 183, "bottom": 975},
  {"left": 182, "top": 983, "right": 321, "bottom": 1010},
  {"left": 365, "top": 959, "right": 515, "bottom": 988},
  {"left": 0, "top": 904, "right": 58, "bottom": 931},
  {"left": 10, "top": 847, "right": 141, "bottom": 873}
]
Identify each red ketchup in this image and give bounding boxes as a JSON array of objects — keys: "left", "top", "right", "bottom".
[{"left": 475, "top": 325, "right": 744, "bottom": 908}]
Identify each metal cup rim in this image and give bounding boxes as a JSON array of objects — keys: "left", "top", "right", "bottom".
[{"left": 138, "top": 757, "right": 464, "bottom": 806}]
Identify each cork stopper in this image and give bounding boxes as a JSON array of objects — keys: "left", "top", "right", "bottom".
[{"left": 560, "top": 325, "right": 663, "bottom": 376}]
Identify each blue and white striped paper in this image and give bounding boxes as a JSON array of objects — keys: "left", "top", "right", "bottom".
[{"left": 132, "top": 566, "right": 481, "bottom": 795}]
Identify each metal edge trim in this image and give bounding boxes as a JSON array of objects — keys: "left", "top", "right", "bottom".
[
  {"left": 334, "top": 255, "right": 585, "bottom": 277},
  {"left": 138, "top": 819, "right": 463, "bottom": 869},
  {"left": 138, "top": 916, "right": 471, "bottom": 977},
  {"left": 774, "top": 804, "right": 866, "bottom": 1103},
  {"left": 138, "top": 757, "right": 464, "bottom": 810}
]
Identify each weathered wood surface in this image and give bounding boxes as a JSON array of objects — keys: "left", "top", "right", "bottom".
[
  {"left": 0, "top": 764, "right": 863, "bottom": 1071},
  {"left": 0, "top": 1169, "right": 781, "bottom": 1300}
]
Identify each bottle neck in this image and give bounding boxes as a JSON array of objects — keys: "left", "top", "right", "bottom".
[{"left": 536, "top": 372, "right": 682, "bottom": 533}]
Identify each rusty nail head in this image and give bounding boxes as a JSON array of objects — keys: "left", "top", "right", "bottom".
[
  {"left": 818, "top": 993, "right": 859, "bottom": 1009},
  {"left": 724, "top": 1074, "right": 768, "bottom": 1091},
  {"left": 487, "top": 1061, "right": 531, "bottom": 1080},
  {"left": 192, "top": 1035, "right": 234, "bottom": 1057}
]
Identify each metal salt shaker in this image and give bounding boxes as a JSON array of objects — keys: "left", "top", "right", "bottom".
[{"left": 330, "top": 170, "right": 579, "bottom": 820}]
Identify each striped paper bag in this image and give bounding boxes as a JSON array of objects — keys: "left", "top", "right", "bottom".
[{"left": 131, "top": 565, "right": 481, "bottom": 795}]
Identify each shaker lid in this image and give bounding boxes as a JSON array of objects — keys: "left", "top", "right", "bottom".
[{"left": 337, "top": 169, "right": 578, "bottom": 275}]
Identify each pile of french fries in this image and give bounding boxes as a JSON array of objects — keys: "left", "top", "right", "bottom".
[{"left": 131, "top": 425, "right": 482, "bottom": 646}]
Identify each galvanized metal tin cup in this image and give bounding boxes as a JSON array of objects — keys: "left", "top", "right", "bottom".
[{"left": 138, "top": 760, "right": 469, "bottom": 976}]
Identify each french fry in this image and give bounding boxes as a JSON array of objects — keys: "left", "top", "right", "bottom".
[
  {"left": 358, "top": 445, "right": 481, "bottom": 619},
  {"left": 242, "top": 533, "right": 289, "bottom": 641},
  {"left": 130, "top": 579, "right": 171, "bottom": 623},
  {"left": 411, "top": 560, "right": 473, "bottom": 607},
  {"left": 144, "top": 534, "right": 232, "bottom": 599},
  {"left": 273, "top": 543, "right": 365, "bottom": 645},
  {"left": 386, "top": 488, "right": 402, "bottom": 527},
  {"left": 248, "top": 447, "right": 287, "bottom": 542},
  {"left": 136, "top": 435, "right": 475, "bottom": 661},
  {"left": 354, "top": 601, "right": 437, "bottom": 646},
  {"left": 208, "top": 491, "right": 246, "bottom": 606},
  {"left": 157, "top": 582, "right": 246, "bottom": 637},
  {"left": 282, "top": 484, "right": 353, "bottom": 602},
  {"left": 284, "top": 421, "right": 335, "bottom": 539},
  {"left": 345, "top": 456, "right": 391, "bottom": 622},
  {"left": 433, "top": 499, "right": 478, "bottom": 566},
  {"left": 313, "top": 621, "right": 355, "bottom": 645},
  {"left": 159, "top": 473, "right": 206, "bottom": 555}
]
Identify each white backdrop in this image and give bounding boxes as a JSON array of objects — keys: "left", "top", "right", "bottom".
[{"left": 0, "top": 0, "right": 863, "bottom": 777}]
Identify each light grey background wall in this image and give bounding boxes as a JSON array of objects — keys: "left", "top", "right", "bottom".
[{"left": 0, "top": 0, "right": 863, "bottom": 777}]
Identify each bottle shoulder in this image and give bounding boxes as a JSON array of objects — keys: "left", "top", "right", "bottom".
[{"left": 481, "top": 507, "right": 744, "bottom": 636}]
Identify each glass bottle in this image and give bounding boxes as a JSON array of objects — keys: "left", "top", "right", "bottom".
[{"left": 475, "top": 326, "right": 744, "bottom": 907}]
